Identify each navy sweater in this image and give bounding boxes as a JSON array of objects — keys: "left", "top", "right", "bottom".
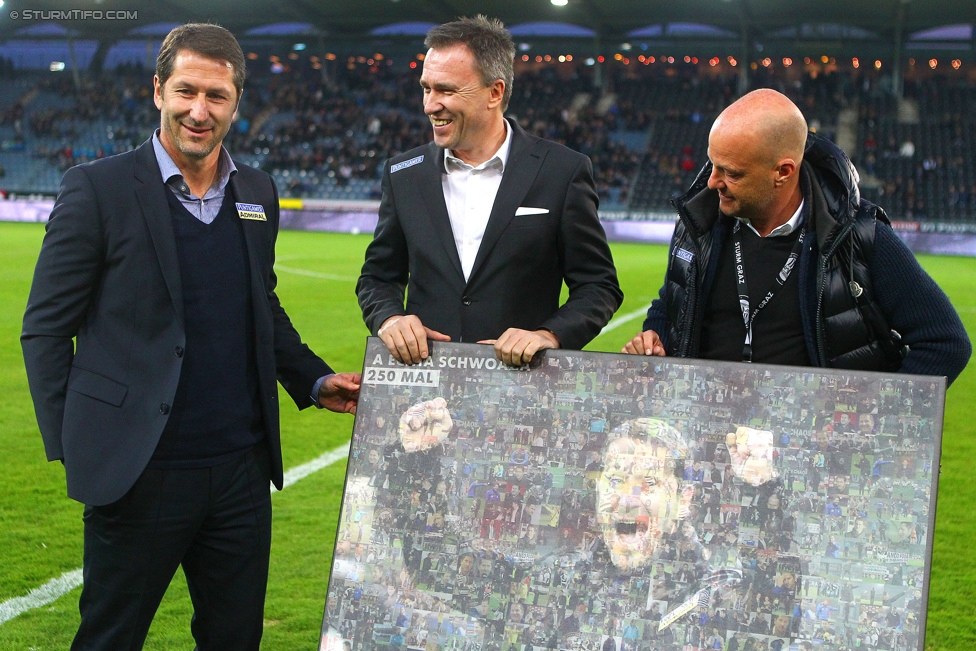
[{"left": 150, "top": 190, "right": 264, "bottom": 466}]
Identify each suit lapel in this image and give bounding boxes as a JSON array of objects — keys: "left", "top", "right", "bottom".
[
  {"left": 134, "top": 141, "right": 185, "bottom": 327},
  {"left": 468, "top": 122, "right": 546, "bottom": 285},
  {"left": 228, "top": 173, "right": 269, "bottom": 308},
  {"left": 416, "top": 142, "right": 465, "bottom": 282}
]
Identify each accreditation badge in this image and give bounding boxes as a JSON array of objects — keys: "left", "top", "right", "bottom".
[{"left": 236, "top": 202, "right": 267, "bottom": 221}]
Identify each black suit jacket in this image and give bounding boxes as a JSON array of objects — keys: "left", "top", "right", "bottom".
[
  {"left": 22, "top": 139, "right": 332, "bottom": 506},
  {"left": 357, "top": 119, "right": 622, "bottom": 350}
]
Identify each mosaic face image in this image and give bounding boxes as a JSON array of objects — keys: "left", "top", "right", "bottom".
[
  {"left": 596, "top": 422, "right": 691, "bottom": 571},
  {"left": 321, "top": 341, "right": 943, "bottom": 651}
]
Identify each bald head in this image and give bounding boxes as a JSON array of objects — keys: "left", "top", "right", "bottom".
[
  {"left": 713, "top": 89, "right": 808, "bottom": 167},
  {"left": 706, "top": 89, "right": 808, "bottom": 233}
]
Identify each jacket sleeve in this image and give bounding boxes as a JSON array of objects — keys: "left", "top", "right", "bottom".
[
  {"left": 642, "top": 223, "right": 681, "bottom": 346},
  {"left": 356, "top": 164, "right": 409, "bottom": 335},
  {"left": 642, "top": 285, "right": 671, "bottom": 345},
  {"left": 21, "top": 166, "right": 105, "bottom": 460},
  {"left": 537, "top": 155, "right": 623, "bottom": 349},
  {"left": 263, "top": 175, "right": 335, "bottom": 408},
  {"left": 871, "top": 223, "right": 971, "bottom": 385}
]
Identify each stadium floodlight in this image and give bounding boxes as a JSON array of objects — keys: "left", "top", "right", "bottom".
[{"left": 551, "top": 0, "right": 568, "bottom": 6}]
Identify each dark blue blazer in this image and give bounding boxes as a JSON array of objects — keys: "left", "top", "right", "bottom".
[{"left": 22, "top": 139, "right": 332, "bottom": 505}]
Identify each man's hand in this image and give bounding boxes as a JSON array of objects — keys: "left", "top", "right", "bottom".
[
  {"left": 378, "top": 315, "right": 451, "bottom": 364},
  {"left": 622, "top": 330, "right": 666, "bottom": 356},
  {"left": 399, "top": 397, "right": 453, "bottom": 452},
  {"left": 480, "top": 328, "right": 559, "bottom": 367},
  {"left": 317, "top": 372, "right": 362, "bottom": 414},
  {"left": 726, "top": 427, "right": 777, "bottom": 486}
]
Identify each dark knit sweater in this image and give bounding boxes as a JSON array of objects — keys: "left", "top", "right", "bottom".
[
  {"left": 150, "top": 190, "right": 264, "bottom": 467},
  {"left": 699, "top": 223, "right": 808, "bottom": 366}
]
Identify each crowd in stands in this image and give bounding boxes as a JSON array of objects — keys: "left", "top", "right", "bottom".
[
  {"left": 1, "top": 57, "right": 975, "bottom": 221},
  {"left": 1, "top": 64, "right": 157, "bottom": 170},
  {"left": 855, "top": 79, "right": 976, "bottom": 220},
  {"left": 253, "top": 68, "right": 430, "bottom": 197}
]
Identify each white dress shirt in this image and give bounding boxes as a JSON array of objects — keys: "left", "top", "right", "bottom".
[
  {"left": 736, "top": 199, "right": 805, "bottom": 238},
  {"left": 441, "top": 120, "right": 513, "bottom": 281}
]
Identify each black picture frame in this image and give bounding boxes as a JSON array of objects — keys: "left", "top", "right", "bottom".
[{"left": 320, "top": 339, "right": 945, "bottom": 651}]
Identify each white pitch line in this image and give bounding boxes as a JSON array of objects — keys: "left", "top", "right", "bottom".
[
  {"left": 0, "top": 443, "right": 352, "bottom": 626},
  {"left": 599, "top": 303, "right": 651, "bottom": 335},
  {"left": 275, "top": 265, "right": 357, "bottom": 282},
  {"left": 280, "top": 443, "right": 351, "bottom": 489},
  {"left": 0, "top": 569, "right": 84, "bottom": 625}
]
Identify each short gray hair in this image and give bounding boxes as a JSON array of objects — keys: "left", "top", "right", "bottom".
[{"left": 425, "top": 15, "right": 515, "bottom": 110}]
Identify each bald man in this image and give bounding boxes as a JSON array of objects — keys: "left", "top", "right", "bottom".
[{"left": 624, "top": 89, "right": 970, "bottom": 384}]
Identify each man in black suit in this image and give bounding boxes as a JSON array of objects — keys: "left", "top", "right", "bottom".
[
  {"left": 357, "top": 16, "right": 622, "bottom": 367},
  {"left": 21, "top": 23, "right": 360, "bottom": 650}
]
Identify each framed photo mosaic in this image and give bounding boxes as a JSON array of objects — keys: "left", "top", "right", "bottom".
[{"left": 320, "top": 339, "right": 946, "bottom": 651}]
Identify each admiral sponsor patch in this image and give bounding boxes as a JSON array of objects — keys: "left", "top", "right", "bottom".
[
  {"left": 391, "top": 155, "right": 424, "bottom": 173},
  {"left": 675, "top": 248, "right": 694, "bottom": 263},
  {"left": 236, "top": 203, "right": 267, "bottom": 221}
]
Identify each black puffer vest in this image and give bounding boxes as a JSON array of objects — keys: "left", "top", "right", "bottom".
[{"left": 661, "top": 131, "right": 901, "bottom": 372}]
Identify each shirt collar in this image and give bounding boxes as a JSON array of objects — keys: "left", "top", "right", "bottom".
[
  {"left": 443, "top": 119, "right": 512, "bottom": 174},
  {"left": 736, "top": 199, "right": 805, "bottom": 238},
  {"left": 151, "top": 129, "right": 237, "bottom": 198}
]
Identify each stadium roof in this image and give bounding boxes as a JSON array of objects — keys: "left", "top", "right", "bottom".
[{"left": 0, "top": 0, "right": 973, "bottom": 44}]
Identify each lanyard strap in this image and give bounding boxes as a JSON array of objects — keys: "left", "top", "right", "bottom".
[{"left": 732, "top": 221, "right": 805, "bottom": 362}]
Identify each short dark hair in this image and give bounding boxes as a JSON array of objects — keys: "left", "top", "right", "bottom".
[
  {"left": 156, "top": 23, "right": 246, "bottom": 96},
  {"left": 425, "top": 15, "right": 515, "bottom": 110}
]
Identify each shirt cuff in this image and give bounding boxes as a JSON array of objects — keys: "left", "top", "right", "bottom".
[{"left": 311, "top": 373, "right": 334, "bottom": 409}]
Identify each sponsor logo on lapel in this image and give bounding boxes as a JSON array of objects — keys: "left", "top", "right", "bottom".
[
  {"left": 391, "top": 155, "right": 424, "bottom": 174},
  {"left": 675, "top": 248, "right": 694, "bottom": 263},
  {"left": 236, "top": 202, "right": 267, "bottom": 221}
]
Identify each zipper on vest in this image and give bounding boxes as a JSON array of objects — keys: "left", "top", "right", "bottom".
[{"left": 814, "top": 219, "right": 858, "bottom": 366}]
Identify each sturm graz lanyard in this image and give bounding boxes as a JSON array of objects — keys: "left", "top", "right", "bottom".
[{"left": 732, "top": 221, "right": 804, "bottom": 362}]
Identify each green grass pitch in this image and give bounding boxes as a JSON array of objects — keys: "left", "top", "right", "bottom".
[{"left": 0, "top": 222, "right": 973, "bottom": 649}]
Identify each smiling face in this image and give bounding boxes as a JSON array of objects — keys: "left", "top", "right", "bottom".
[
  {"left": 420, "top": 43, "right": 506, "bottom": 166},
  {"left": 704, "top": 90, "right": 806, "bottom": 233},
  {"left": 706, "top": 127, "right": 779, "bottom": 222},
  {"left": 154, "top": 50, "right": 239, "bottom": 170},
  {"left": 858, "top": 413, "right": 875, "bottom": 434}
]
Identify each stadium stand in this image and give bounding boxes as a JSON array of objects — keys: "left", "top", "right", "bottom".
[
  {"left": 1, "top": 61, "right": 976, "bottom": 223},
  {"left": 854, "top": 78, "right": 976, "bottom": 222}
]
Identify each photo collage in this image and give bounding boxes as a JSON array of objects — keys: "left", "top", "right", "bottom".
[{"left": 320, "top": 339, "right": 944, "bottom": 651}]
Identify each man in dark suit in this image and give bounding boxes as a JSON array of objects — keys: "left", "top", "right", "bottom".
[
  {"left": 21, "top": 23, "right": 360, "bottom": 650},
  {"left": 357, "top": 15, "right": 622, "bottom": 367}
]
